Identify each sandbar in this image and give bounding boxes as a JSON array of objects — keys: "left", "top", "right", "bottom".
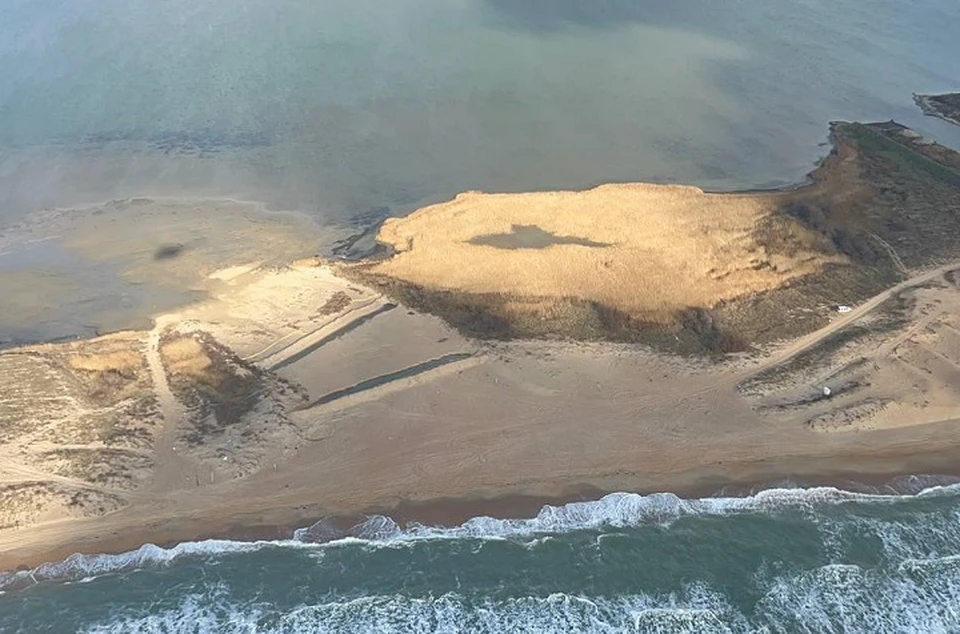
[{"left": 3, "top": 117, "right": 960, "bottom": 574}]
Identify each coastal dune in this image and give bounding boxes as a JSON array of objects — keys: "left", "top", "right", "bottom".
[{"left": 372, "top": 183, "right": 840, "bottom": 322}]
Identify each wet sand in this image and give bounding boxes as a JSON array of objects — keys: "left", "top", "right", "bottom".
[{"left": 6, "top": 431, "right": 960, "bottom": 574}]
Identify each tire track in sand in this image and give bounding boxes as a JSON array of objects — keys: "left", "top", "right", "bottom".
[
  {"left": 143, "top": 318, "right": 192, "bottom": 491},
  {"left": 145, "top": 319, "right": 181, "bottom": 427},
  {"left": 740, "top": 260, "right": 960, "bottom": 382}
]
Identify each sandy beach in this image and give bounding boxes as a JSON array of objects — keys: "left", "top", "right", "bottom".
[{"left": 3, "top": 118, "right": 960, "bottom": 573}]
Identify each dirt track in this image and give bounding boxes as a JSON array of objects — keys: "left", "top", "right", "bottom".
[{"left": 743, "top": 259, "right": 960, "bottom": 380}]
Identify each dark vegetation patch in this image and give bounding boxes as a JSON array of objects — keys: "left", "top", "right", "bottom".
[
  {"left": 946, "top": 269, "right": 960, "bottom": 287},
  {"left": 756, "top": 373, "right": 869, "bottom": 413},
  {"left": 739, "top": 289, "right": 915, "bottom": 396},
  {"left": 64, "top": 488, "right": 125, "bottom": 515},
  {"left": 165, "top": 334, "right": 263, "bottom": 446},
  {"left": 316, "top": 291, "right": 352, "bottom": 316},
  {"left": 0, "top": 346, "right": 161, "bottom": 448},
  {"left": 847, "top": 122, "right": 960, "bottom": 190},
  {"left": 806, "top": 398, "right": 893, "bottom": 431},
  {"left": 722, "top": 121, "right": 960, "bottom": 350},
  {"left": 0, "top": 482, "right": 58, "bottom": 529},
  {"left": 914, "top": 93, "right": 960, "bottom": 126},
  {"left": 717, "top": 264, "right": 902, "bottom": 348},
  {"left": 163, "top": 332, "right": 306, "bottom": 447},
  {"left": 39, "top": 448, "right": 153, "bottom": 490},
  {"left": 739, "top": 324, "right": 876, "bottom": 396},
  {"left": 0, "top": 482, "right": 125, "bottom": 529},
  {"left": 95, "top": 397, "right": 159, "bottom": 449},
  {"left": 336, "top": 268, "right": 748, "bottom": 357}
]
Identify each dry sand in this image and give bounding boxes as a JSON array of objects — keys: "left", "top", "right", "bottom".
[
  {"left": 4, "top": 119, "right": 960, "bottom": 571},
  {"left": 4, "top": 255, "right": 960, "bottom": 571}
]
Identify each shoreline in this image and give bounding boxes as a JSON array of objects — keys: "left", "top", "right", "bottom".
[
  {"left": 3, "top": 116, "right": 960, "bottom": 579},
  {"left": 6, "top": 446, "right": 960, "bottom": 577},
  {"left": 914, "top": 92, "right": 960, "bottom": 128}
]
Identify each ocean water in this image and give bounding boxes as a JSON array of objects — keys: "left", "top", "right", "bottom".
[
  {"left": 5, "top": 484, "right": 960, "bottom": 633},
  {"left": 1, "top": 0, "right": 960, "bottom": 229},
  {"left": 3, "top": 1, "right": 960, "bottom": 631},
  {"left": 2, "top": 0, "right": 960, "bottom": 338}
]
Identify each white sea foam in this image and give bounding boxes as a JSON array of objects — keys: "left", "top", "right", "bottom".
[
  {"left": 4, "top": 482, "right": 960, "bottom": 591},
  {"left": 0, "top": 539, "right": 308, "bottom": 592},
  {"left": 755, "top": 557, "right": 960, "bottom": 634},
  {"left": 77, "top": 560, "right": 960, "bottom": 634},
  {"left": 334, "top": 482, "right": 960, "bottom": 543},
  {"left": 82, "top": 587, "right": 747, "bottom": 634}
]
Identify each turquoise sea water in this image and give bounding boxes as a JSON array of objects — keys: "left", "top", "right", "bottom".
[
  {"left": 4, "top": 484, "right": 960, "bottom": 633},
  {"left": 3, "top": 1, "right": 960, "bottom": 631}
]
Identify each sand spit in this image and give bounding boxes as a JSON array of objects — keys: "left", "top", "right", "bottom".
[
  {"left": 4, "top": 119, "right": 960, "bottom": 570},
  {"left": 346, "top": 122, "right": 960, "bottom": 354},
  {"left": 915, "top": 92, "right": 960, "bottom": 128}
]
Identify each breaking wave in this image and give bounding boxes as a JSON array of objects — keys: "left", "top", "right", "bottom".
[
  {"left": 79, "top": 555, "right": 960, "bottom": 634},
  {"left": 81, "top": 588, "right": 748, "bottom": 634},
  {"left": 3, "top": 480, "right": 960, "bottom": 592}
]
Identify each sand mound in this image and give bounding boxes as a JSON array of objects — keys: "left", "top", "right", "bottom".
[{"left": 370, "top": 183, "right": 841, "bottom": 323}]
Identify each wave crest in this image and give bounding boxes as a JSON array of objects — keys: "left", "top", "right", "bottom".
[{"left": 4, "top": 481, "right": 959, "bottom": 591}]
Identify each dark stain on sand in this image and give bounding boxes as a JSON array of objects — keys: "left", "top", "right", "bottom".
[
  {"left": 154, "top": 244, "right": 186, "bottom": 260},
  {"left": 468, "top": 224, "right": 610, "bottom": 250}
]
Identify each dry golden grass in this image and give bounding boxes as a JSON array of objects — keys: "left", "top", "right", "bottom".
[
  {"left": 160, "top": 336, "right": 213, "bottom": 378},
  {"left": 67, "top": 350, "right": 142, "bottom": 374},
  {"left": 372, "top": 184, "right": 844, "bottom": 322}
]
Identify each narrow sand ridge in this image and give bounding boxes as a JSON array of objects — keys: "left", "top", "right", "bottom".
[
  {"left": 265, "top": 300, "right": 397, "bottom": 371},
  {"left": 244, "top": 295, "right": 384, "bottom": 365}
]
